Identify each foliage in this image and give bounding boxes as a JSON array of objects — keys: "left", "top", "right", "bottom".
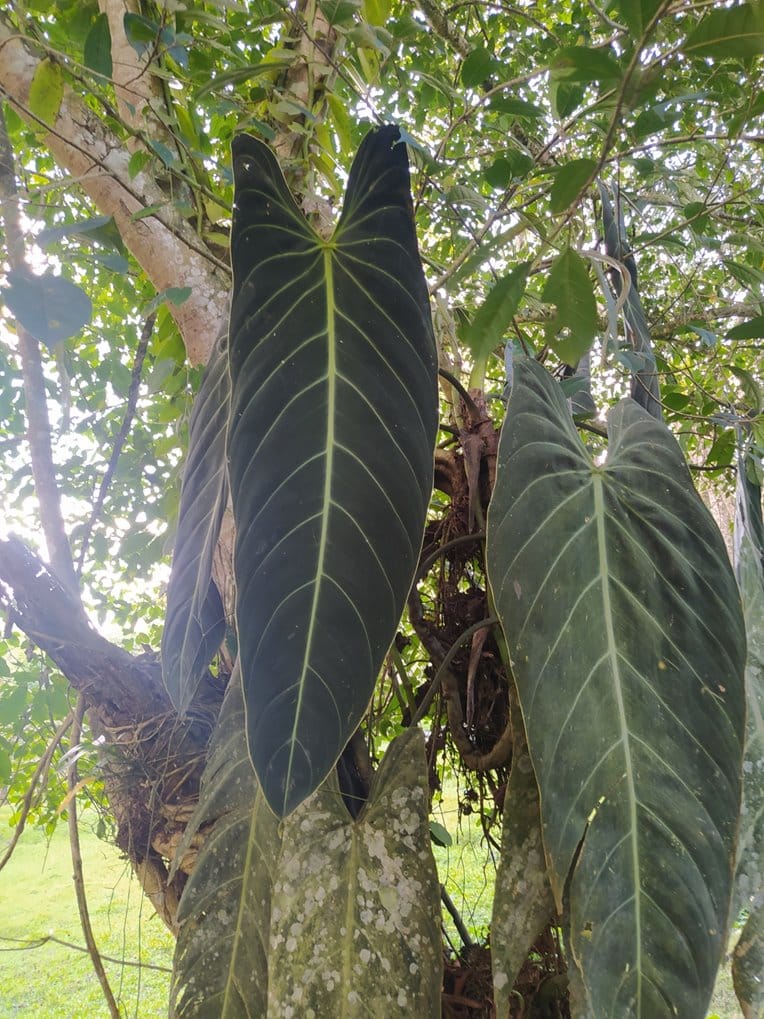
[{"left": 0, "top": 0, "right": 762, "bottom": 1017}]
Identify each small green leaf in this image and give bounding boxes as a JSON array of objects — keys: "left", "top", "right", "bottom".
[
  {"left": 550, "top": 80, "right": 584, "bottom": 119},
  {"left": 550, "top": 158, "right": 597, "bottom": 214},
  {"left": 429, "top": 820, "right": 452, "bottom": 847},
  {"left": 707, "top": 429, "right": 736, "bottom": 468},
  {"left": 123, "top": 12, "right": 159, "bottom": 57},
  {"left": 461, "top": 46, "right": 494, "bottom": 88},
  {"left": 193, "top": 62, "right": 294, "bottom": 100},
  {"left": 319, "top": 0, "right": 361, "bottom": 25},
  {"left": 144, "top": 286, "right": 192, "bottom": 316},
  {"left": 485, "top": 158, "right": 513, "bottom": 189},
  {"left": 489, "top": 95, "right": 545, "bottom": 118},
  {"left": 549, "top": 46, "right": 622, "bottom": 85},
  {"left": 684, "top": 3, "right": 764, "bottom": 60},
  {"left": 28, "top": 59, "right": 64, "bottom": 130},
  {"left": 128, "top": 150, "right": 151, "bottom": 178},
  {"left": 327, "top": 92, "right": 353, "bottom": 152},
  {"left": 464, "top": 263, "right": 530, "bottom": 362},
  {"left": 728, "top": 315, "right": 764, "bottom": 339},
  {"left": 614, "top": 0, "right": 663, "bottom": 36},
  {"left": 1, "top": 269, "right": 92, "bottom": 347},
  {"left": 83, "top": 13, "right": 113, "bottom": 78},
  {"left": 542, "top": 248, "right": 598, "bottom": 364}
]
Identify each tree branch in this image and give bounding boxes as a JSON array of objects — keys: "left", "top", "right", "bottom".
[
  {"left": 76, "top": 313, "right": 155, "bottom": 575},
  {"left": 0, "top": 16, "right": 228, "bottom": 365},
  {"left": 0, "top": 106, "right": 83, "bottom": 600},
  {"left": 0, "top": 536, "right": 169, "bottom": 721}
]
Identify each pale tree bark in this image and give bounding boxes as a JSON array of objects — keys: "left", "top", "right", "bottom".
[
  {"left": 99, "top": 0, "right": 168, "bottom": 139},
  {"left": 0, "top": 16, "right": 228, "bottom": 365}
]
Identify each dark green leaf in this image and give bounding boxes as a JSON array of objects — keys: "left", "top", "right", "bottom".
[
  {"left": 549, "top": 46, "right": 622, "bottom": 85},
  {"left": 614, "top": 0, "right": 663, "bottom": 37},
  {"left": 463, "top": 263, "right": 530, "bottom": 362},
  {"left": 728, "top": 315, "right": 764, "bottom": 340},
  {"left": 228, "top": 125, "right": 438, "bottom": 815},
  {"left": 123, "top": 12, "right": 159, "bottom": 58},
  {"left": 171, "top": 670, "right": 281, "bottom": 1019},
  {"left": 707, "top": 429, "right": 736, "bottom": 468},
  {"left": 162, "top": 335, "right": 230, "bottom": 710},
  {"left": 550, "top": 158, "right": 597, "bottom": 214},
  {"left": 542, "top": 247, "right": 598, "bottom": 364},
  {"left": 684, "top": 3, "right": 764, "bottom": 60},
  {"left": 600, "top": 184, "right": 662, "bottom": 419},
  {"left": 83, "top": 14, "right": 113, "bottom": 78},
  {"left": 429, "top": 819, "right": 452, "bottom": 847},
  {"left": 461, "top": 46, "right": 494, "bottom": 88},
  {"left": 489, "top": 95, "right": 545, "bottom": 118},
  {"left": 1, "top": 269, "right": 92, "bottom": 347},
  {"left": 486, "top": 357, "right": 746, "bottom": 1019},
  {"left": 550, "top": 80, "right": 584, "bottom": 119},
  {"left": 730, "top": 461, "right": 764, "bottom": 1018}
]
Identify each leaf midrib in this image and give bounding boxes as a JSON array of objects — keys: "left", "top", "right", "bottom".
[
  {"left": 283, "top": 246, "right": 337, "bottom": 812},
  {"left": 593, "top": 472, "right": 642, "bottom": 1011}
]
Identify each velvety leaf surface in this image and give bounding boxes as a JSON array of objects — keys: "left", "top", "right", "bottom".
[
  {"left": 731, "top": 465, "right": 764, "bottom": 1018},
  {"left": 162, "top": 332, "right": 229, "bottom": 709},
  {"left": 228, "top": 125, "right": 438, "bottom": 815},
  {"left": 486, "top": 357, "right": 746, "bottom": 1018},
  {"left": 267, "top": 728, "right": 442, "bottom": 1018},
  {"left": 171, "top": 667, "right": 282, "bottom": 1019}
]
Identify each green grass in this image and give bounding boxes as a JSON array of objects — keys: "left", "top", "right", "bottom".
[
  {"left": 0, "top": 802, "right": 745, "bottom": 1017},
  {"left": 0, "top": 809, "right": 173, "bottom": 1018}
]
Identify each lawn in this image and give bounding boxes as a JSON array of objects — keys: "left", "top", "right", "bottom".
[
  {"left": 0, "top": 801, "right": 745, "bottom": 1017},
  {"left": 0, "top": 809, "right": 173, "bottom": 1018}
]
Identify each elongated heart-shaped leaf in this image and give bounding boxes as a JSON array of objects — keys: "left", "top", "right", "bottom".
[
  {"left": 268, "top": 727, "right": 442, "bottom": 1017},
  {"left": 600, "top": 184, "right": 662, "bottom": 419},
  {"left": 171, "top": 667, "right": 282, "bottom": 1019},
  {"left": 228, "top": 125, "right": 438, "bottom": 815},
  {"left": 731, "top": 461, "right": 764, "bottom": 1018},
  {"left": 162, "top": 333, "right": 229, "bottom": 709},
  {"left": 486, "top": 357, "right": 746, "bottom": 1018}
]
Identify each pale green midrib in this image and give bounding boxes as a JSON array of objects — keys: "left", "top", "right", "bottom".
[
  {"left": 593, "top": 474, "right": 641, "bottom": 1012},
  {"left": 220, "top": 796, "right": 261, "bottom": 1018},
  {"left": 283, "top": 247, "right": 336, "bottom": 810}
]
